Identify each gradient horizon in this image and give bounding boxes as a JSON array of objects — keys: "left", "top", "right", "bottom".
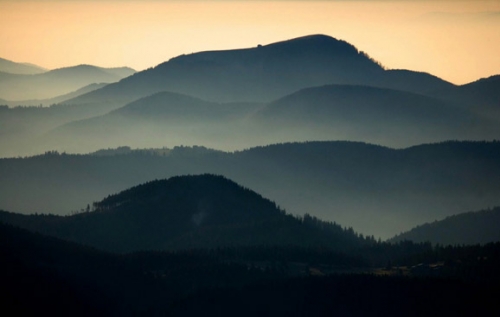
[{"left": 1, "top": 0, "right": 499, "bottom": 85}]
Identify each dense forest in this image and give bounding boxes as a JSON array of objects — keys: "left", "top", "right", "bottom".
[{"left": 3, "top": 219, "right": 500, "bottom": 316}]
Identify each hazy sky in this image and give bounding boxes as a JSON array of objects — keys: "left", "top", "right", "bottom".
[{"left": 1, "top": 0, "right": 499, "bottom": 84}]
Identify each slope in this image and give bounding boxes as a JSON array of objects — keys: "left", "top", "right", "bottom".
[{"left": 390, "top": 207, "right": 500, "bottom": 245}]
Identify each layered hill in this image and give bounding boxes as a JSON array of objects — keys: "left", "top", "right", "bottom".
[
  {"left": 36, "top": 84, "right": 500, "bottom": 155},
  {"left": 0, "top": 65, "right": 135, "bottom": 100},
  {"left": 390, "top": 207, "right": 500, "bottom": 245},
  {"left": 1, "top": 141, "right": 500, "bottom": 238},
  {"left": 0, "top": 174, "right": 369, "bottom": 252},
  {"left": 44, "top": 91, "right": 263, "bottom": 152}
]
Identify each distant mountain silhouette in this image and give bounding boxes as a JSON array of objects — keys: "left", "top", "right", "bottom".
[
  {"left": 60, "top": 34, "right": 454, "bottom": 113},
  {"left": 431, "top": 75, "right": 500, "bottom": 121},
  {"left": 0, "top": 65, "right": 135, "bottom": 100},
  {"left": 252, "top": 84, "right": 498, "bottom": 146},
  {"left": 390, "top": 207, "right": 500, "bottom": 245},
  {"left": 0, "top": 57, "right": 47, "bottom": 75},
  {"left": 0, "top": 174, "right": 370, "bottom": 252},
  {"left": 2, "top": 141, "right": 500, "bottom": 238}
]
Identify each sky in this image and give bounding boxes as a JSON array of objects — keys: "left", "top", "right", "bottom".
[{"left": 1, "top": 0, "right": 499, "bottom": 85}]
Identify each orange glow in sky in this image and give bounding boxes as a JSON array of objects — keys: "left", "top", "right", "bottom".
[{"left": 1, "top": 0, "right": 499, "bottom": 84}]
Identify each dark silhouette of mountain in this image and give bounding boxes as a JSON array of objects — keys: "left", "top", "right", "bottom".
[
  {"left": 390, "top": 207, "right": 500, "bottom": 245},
  {"left": 59, "top": 34, "right": 453, "bottom": 114},
  {"left": 252, "top": 84, "right": 498, "bottom": 146},
  {"left": 1, "top": 141, "right": 500, "bottom": 238},
  {"left": 0, "top": 65, "right": 135, "bottom": 100},
  {"left": 0, "top": 174, "right": 372, "bottom": 252},
  {"left": 0, "top": 57, "right": 47, "bottom": 75},
  {"left": 382, "top": 69, "right": 455, "bottom": 94},
  {"left": 431, "top": 75, "right": 500, "bottom": 121}
]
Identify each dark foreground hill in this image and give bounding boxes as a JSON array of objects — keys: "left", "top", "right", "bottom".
[
  {"left": 2, "top": 221, "right": 500, "bottom": 317},
  {"left": 2, "top": 141, "right": 500, "bottom": 238},
  {"left": 0, "top": 174, "right": 373, "bottom": 253},
  {"left": 390, "top": 207, "right": 500, "bottom": 245}
]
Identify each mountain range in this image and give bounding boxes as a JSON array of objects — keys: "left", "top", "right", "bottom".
[
  {"left": 2, "top": 141, "right": 500, "bottom": 238},
  {"left": 1, "top": 34, "right": 499, "bottom": 157}
]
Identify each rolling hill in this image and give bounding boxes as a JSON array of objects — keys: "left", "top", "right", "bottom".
[
  {"left": 390, "top": 207, "right": 500, "bottom": 245},
  {"left": 0, "top": 174, "right": 370, "bottom": 252}
]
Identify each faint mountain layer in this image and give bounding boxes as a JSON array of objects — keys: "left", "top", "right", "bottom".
[
  {"left": 390, "top": 207, "right": 500, "bottom": 245},
  {"left": 0, "top": 65, "right": 135, "bottom": 100},
  {"left": 0, "top": 57, "right": 47, "bottom": 75},
  {"left": 40, "top": 84, "right": 500, "bottom": 155},
  {"left": 0, "top": 83, "right": 108, "bottom": 107},
  {"left": 0, "top": 174, "right": 370, "bottom": 253}
]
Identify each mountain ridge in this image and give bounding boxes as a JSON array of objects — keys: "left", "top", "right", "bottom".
[{"left": 59, "top": 34, "right": 454, "bottom": 112}]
